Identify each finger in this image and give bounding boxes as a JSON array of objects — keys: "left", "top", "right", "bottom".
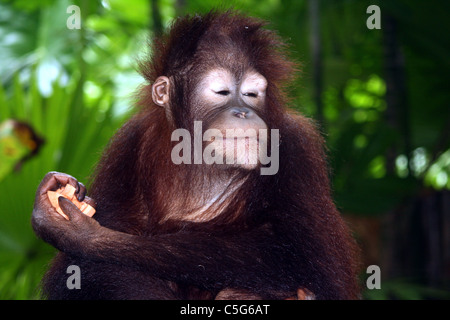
[
  {"left": 76, "top": 182, "right": 87, "bottom": 202},
  {"left": 53, "top": 173, "right": 79, "bottom": 192},
  {"left": 38, "top": 171, "right": 63, "bottom": 196},
  {"left": 40, "top": 171, "right": 62, "bottom": 185},
  {"left": 58, "top": 197, "right": 84, "bottom": 221},
  {"left": 38, "top": 172, "right": 78, "bottom": 196}
]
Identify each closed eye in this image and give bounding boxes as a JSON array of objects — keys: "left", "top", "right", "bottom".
[{"left": 216, "top": 90, "right": 230, "bottom": 96}]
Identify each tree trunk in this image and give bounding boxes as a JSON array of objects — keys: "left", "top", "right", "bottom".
[
  {"left": 381, "top": 10, "right": 409, "bottom": 281},
  {"left": 308, "top": 0, "right": 324, "bottom": 129},
  {"left": 382, "top": 12, "right": 411, "bottom": 174},
  {"left": 150, "top": 0, "right": 163, "bottom": 35}
]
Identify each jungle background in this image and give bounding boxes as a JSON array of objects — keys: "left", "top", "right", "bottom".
[{"left": 0, "top": 0, "right": 449, "bottom": 300}]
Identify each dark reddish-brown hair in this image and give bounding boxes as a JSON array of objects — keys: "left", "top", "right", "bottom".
[
  {"left": 87, "top": 10, "right": 360, "bottom": 299},
  {"left": 138, "top": 10, "right": 297, "bottom": 128}
]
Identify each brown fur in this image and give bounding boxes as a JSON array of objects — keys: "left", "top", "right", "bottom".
[{"left": 41, "top": 10, "right": 360, "bottom": 300}]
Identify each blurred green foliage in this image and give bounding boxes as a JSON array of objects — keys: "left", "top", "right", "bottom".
[
  {"left": 0, "top": 0, "right": 449, "bottom": 299},
  {"left": 0, "top": 67, "right": 123, "bottom": 299}
]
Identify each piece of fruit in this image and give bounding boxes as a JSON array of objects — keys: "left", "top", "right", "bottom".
[{"left": 47, "top": 185, "right": 96, "bottom": 220}]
